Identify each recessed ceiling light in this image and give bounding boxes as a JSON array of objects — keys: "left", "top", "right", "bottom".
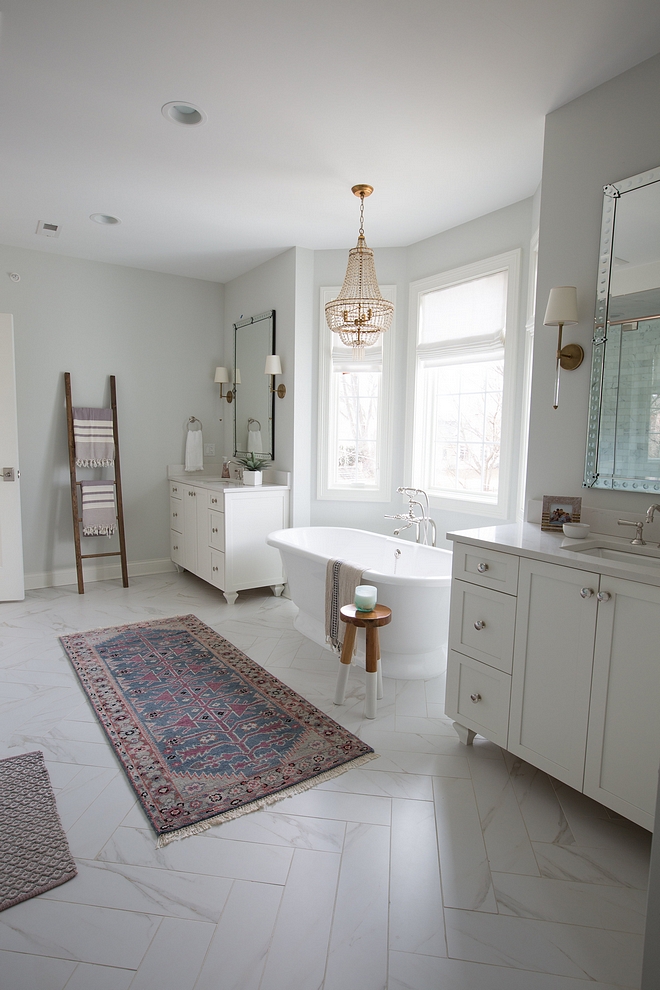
[
  {"left": 90, "top": 214, "right": 121, "bottom": 225},
  {"left": 161, "top": 101, "right": 207, "bottom": 126}
]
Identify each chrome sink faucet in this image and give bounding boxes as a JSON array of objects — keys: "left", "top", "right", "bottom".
[
  {"left": 645, "top": 503, "right": 660, "bottom": 547},
  {"left": 618, "top": 518, "right": 646, "bottom": 545}
]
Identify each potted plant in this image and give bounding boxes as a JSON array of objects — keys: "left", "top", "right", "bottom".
[{"left": 236, "top": 453, "right": 270, "bottom": 486}]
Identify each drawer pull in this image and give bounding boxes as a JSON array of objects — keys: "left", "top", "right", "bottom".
[
  {"left": 580, "top": 587, "right": 594, "bottom": 599},
  {"left": 212, "top": 527, "right": 218, "bottom": 534},
  {"left": 213, "top": 566, "right": 218, "bottom": 572},
  {"left": 172, "top": 512, "right": 177, "bottom": 517},
  {"left": 473, "top": 619, "right": 485, "bottom": 631},
  {"left": 477, "top": 562, "right": 489, "bottom": 573},
  {"left": 597, "top": 591, "right": 611, "bottom": 603},
  {"left": 172, "top": 487, "right": 178, "bottom": 493},
  {"left": 173, "top": 545, "right": 178, "bottom": 550},
  {"left": 470, "top": 692, "right": 482, "bottom": 704},
  {"left": 211, "top": 498, "right": 218, "bottom": 504}
]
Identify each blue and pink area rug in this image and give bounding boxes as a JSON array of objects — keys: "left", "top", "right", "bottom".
[{"left": 60, "top": 614, "right": 375, "bottom": 845}]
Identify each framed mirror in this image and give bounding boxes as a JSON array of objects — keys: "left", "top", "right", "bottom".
[
  {"left": 233, "top": 310, "right": 275, "bottom": 461},
  {"left": 585, "top": 166, "right": 660, "bottom": 492}
]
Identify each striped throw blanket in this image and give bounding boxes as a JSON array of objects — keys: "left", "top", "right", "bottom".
[
  {"left": 72, "top": 408, "right": 115, "bottom": 467},
  {"left": 325, "top": 559, "right": 364, "bottom": 653},
  {"left": 80, "top": 481, "right": 116, "bottom": 537}
]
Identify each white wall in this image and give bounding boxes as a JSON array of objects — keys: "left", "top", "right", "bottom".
[
  {"left": 0, "top": 244, "right": 223, "bottom": 587},
  {"left": 527, "top": 52, "right": 660, "bottom": 514},
  {"left": 311, "top": 199, "right": 534, "bottom": 546}
]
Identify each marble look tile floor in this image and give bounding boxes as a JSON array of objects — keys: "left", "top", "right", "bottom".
[{"left": 0, "top": 572, "right": 651, "bottom": 990}]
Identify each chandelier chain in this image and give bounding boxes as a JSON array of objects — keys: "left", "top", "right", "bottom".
[{"left": 358, "top": 193, "right": 365, "bottom": 237}]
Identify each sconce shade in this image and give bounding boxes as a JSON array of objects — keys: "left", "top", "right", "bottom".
[
  {"left": 543, "top": 286, "right": 578, "bottom": 326},
  {"left": 214, "top": 367, "right": 229, "bottom": 384},
  {"left": 234, "top": 369, "right": 241, "bottom": 385},
  {"left": 264, "top": 354, "right": 282, "bottom": 376}
]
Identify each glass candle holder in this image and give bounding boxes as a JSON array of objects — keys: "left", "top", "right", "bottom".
[{"left": 354, "top": 585, "right": 377, "bottom": 611}]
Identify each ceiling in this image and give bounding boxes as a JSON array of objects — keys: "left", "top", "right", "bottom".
[{"left": 1, "top": 0, "right": 659, "bottom": 283}]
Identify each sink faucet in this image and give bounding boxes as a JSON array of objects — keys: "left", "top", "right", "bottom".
[
  {"left": 385, "top": 487, "right": 437, "bottom": 546},
  {"left": 645, "top": 504, "right": 660, "bottom": 547},
  {"left": 618, "top": 518, "right": 646, "bottom": 545}
]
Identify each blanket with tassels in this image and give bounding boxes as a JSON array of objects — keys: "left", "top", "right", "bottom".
[
  {"left": 72, "top": 408, "right": 115, "bottom": 467},
  {"left": 325, "top": 558, "right": 364, "bottom": 653},
  {"left": 80, "top": 481, "right": 116, "bottom": 537}
]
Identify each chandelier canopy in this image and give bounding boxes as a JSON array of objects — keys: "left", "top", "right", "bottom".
[{"left": 325, "top": 184, "right": 394, "bottom": 360}]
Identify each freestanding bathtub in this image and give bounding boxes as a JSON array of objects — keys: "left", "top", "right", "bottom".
[{"left": 267, "top": 527, "right": 452, "bottom": 679}]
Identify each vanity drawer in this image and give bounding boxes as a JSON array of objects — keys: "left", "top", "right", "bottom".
[
  {"left": 170, "top": 530, "right": 184, "bottom": 565},
  {"left": 445, "top": 650, "right": 511, "bottom": 748},
  {"left": 209, "top": 510, "right": 225, "bottom": 551},
  {"left": 452, "top": 543, "right": 519, "bottom": 595},
  {"left": 170, "top": 482, "right": 182, "bottom": 499},
  {"left": 170, "top": 498, "right": 183, "bottom": 533},
  {"left": 210, "top": 549, "right": 225, "bottom": 588},
  {"left": 207, "top": 491, "right": 224, "bottom": 510},
  {"left": 449, "top": 579, "right": 516, "bottom": 673}
]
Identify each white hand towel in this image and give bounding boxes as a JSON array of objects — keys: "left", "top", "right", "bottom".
[
  {"left": 246, "top": 429, "right": 263, "bottom": 453},
  {"left": 185, "top": 429, "right": 204, "bottom": 472}
]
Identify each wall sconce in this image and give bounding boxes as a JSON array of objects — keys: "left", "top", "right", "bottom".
[
  {"left": 265, "top": 354, "right": 286, "bottom": 398},
  {"left": 543, "top": 286, "right": 583, "bottom": 409},
  {"left": 214, "top": 367, "right": 233, "bottom": 402}
]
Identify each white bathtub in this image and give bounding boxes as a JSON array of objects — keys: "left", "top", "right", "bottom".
[{"left": 267, "top": 527, "right": 452, "bottom": 679}]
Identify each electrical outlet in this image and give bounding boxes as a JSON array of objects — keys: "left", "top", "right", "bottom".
[{"left": 204, "top": 443, "right": 215, "bottom": 456}]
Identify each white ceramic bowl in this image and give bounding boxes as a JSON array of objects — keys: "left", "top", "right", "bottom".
[{"left": 563, "top": 522, "right": 590, "bottom": 539}]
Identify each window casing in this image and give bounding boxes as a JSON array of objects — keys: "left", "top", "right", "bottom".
[
  {"left": 406, "top": 251, "right": 521, "bottom": 518},
  {"left": 318, "top": 285, "right": 395, "bottom": 501}
]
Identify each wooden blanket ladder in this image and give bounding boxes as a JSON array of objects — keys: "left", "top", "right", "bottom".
[{"left": 64, "top": 372, "right": 129, "bottom": 594}]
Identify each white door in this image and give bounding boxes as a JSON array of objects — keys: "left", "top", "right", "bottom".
[
  {"left": 584, "top": 576, "right": 660, "bottom": 830},
  {"left": 0, "top": 314, "right": 25, "bottom": 600},
  {"left": 508, "top": 558, "right": 598, "bottom": 790}
]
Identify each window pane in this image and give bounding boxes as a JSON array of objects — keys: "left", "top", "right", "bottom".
[
  {"left": 419, "top": 271, "right": 507, "bottom": 344},
  {"left": 331, "top": 371, "right": 381, "bottom": 487},
  {"left": 413, "top": 358, "right": 503, "bottom": 501}
]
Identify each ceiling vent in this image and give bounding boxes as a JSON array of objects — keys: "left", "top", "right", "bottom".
[{"left": 36, "top": 220, "right": 61, "bottom": 238}]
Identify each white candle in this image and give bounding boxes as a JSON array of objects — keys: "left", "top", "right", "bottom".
[{"left": 355, "top": 585, "right": 377, "bottom": 611}]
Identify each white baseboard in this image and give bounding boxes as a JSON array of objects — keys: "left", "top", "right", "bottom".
[{"left": 25, "top": 558, "right": 175, "bottom": 591}]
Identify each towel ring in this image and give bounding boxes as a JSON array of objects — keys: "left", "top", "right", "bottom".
[
  {"left": 248, "top": 418, "right": 261, "bottom": 431},
  {"left": 188, "top": 416, "right": 203, "bottom": 431}
]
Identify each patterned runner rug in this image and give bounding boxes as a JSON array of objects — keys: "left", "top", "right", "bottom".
[
  {"left": 60, "top": 614, "right": 375, "bottom": 845},
  {"left": 0, "top": 751, "right": 77, "bottom": 911}
]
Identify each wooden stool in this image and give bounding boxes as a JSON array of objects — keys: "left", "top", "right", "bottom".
[{"left": 334, "top": 603, "right": 392, "bottom": 719}]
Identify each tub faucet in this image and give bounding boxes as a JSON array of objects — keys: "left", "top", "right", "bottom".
[{"left": 385, "top": 487, "right": 437, "bottom": 546}]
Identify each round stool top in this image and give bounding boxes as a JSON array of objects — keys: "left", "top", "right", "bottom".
[{"left": 340, "top": 603, "right": 392, "bottom": 628}]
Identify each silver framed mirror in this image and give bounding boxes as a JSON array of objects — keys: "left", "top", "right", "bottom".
[
  {"left": 233, "top": 310, "right": 275, "bottom": 461},
  {"left": 584, "top": 165, "right": 660, "bottom": 492}
]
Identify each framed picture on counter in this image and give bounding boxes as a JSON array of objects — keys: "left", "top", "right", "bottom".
[{"left": 541, "top": 495, "right": 582, "bottom": 531}]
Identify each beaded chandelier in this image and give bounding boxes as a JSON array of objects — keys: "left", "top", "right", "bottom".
[{"left": 325, "top": 184, "right": 394, "bottom": 360}]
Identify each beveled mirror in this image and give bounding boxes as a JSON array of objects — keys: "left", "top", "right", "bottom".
[
  {"left": 585, "top": 166, "right": 660, "bottom": 492},
  {"left": 233, "top": 310, "right": 275, "bottom": 461}
]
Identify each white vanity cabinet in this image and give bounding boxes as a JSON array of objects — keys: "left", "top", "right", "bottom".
[
  {"left": 168, "top": 475, "right": 289, "bottom": 605},
  {"left": 446, "top": 527, "right": 660, "bottom": 831}
]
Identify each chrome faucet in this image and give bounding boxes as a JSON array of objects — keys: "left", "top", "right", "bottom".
[
  {"left": 645, "top": 504, "right": 660, "bottom": 547},
  {"left": 385, "top": 487, "right": 437, "bottom": 546},
  {"left": 618, "top": 518, "right": 646, "bottom": 545}
]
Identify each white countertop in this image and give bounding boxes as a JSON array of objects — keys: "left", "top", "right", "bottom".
[
  {"left": 446, "top": 522, "right": 660, "bottom": 588},
  {"left": 168, "top": 473, "right": 289, "bottom": 491}
]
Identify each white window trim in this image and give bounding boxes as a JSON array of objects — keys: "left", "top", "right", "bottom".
[
  {"left": 404, "top": 250, "right": 521, "bottom": 519},
  {"left": 317, "top": 285, "right": 396, "bottom": 501}
]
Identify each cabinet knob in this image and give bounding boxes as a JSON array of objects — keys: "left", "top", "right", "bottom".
[
  {"left": 580, "top": 587, "right": 594, "bottom": 598},
  {"left": 172, "top": 512, "right": 177, "bottom": 518},
  {"left": 173, "top": 545, "right": 178, "bottom": 550},
  {"left": 477, "top": 562, "right": 489, "bottom": 573},
  {"left": 211, "top": 498, "right": 217, "bottom": 503},
  {"left": 172, "top": 487, "right": 178, "bottom": 492},
  {"left": 212, "top": 527, "right": 218, "bottom": 533},
  {"left": 470, "top": 692, "right": 482, "bottom": 704},
  {"left": 213, "top": 566, "right": 218, "bottom": 572},
  {"left": 597, "top": 591, "right": 611, "bottom": 603},
  {"left": 473, "top": 619, "right": 485, "bottom": 631}
]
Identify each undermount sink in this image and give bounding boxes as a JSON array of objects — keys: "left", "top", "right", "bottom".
[{"left": 563, "top": 537, "right": 660, "bottom": 567}]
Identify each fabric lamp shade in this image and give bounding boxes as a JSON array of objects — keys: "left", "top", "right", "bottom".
[
  {"left": 264, "top": 355, "right": 282, "bottom": 376},
  {"left": 543, "top": 287, "right": 578, "bottom": 326},
  {"left": 214, "top": 367, "right": 229, "bottom": 384},
  {"left": 234, "top": 369, "right": 241, "bottom": 385}
]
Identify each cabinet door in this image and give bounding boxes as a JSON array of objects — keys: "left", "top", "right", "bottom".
[
  {"left": 584, "top": 576, "right": 660, "bottom": 830},
  {"left": 509, "top": 558, "right": 599, "bottom": 790},
  {"left": 224, "top": 492, "right": 286, "bottom": 591},
  {"left": 183, "top": 486, "right": 198, "bottom": 573}
]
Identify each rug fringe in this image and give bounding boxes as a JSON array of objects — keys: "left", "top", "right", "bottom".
[{"left": 156, "top": 750, "right": 378, "bottom": 847}]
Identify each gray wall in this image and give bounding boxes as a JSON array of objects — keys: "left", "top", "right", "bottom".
[
  {"left": 0, "top": 244, "right": 223, "bottom": 586},
  {"left": 527, "top": 52, "right": 660, "bottom": 510}
]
